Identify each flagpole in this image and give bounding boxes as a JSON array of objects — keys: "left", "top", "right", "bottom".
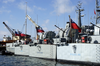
[
  {"left": 69, "top": 15, "right": 71, "bottom": 29},
  {"left": 69, "top": 15, "right": 72, "bottom": 43}
]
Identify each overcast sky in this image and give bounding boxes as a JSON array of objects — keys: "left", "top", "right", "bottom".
[{"left": 0, "top": 0, "right": 96, "bottom": 39}]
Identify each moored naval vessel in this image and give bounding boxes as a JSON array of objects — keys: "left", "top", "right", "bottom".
[
  {"left": 5, "top": 0, "right": 100, "bottom": 64},
  {"left": 26, "top": 15, "right": 57, "bottom": 59},
  {"left": 4, "top": 21, "right": 31, "bottom": 55},
  {"left": 54, "top": 0, "right": 100, "bottom": 64},
  {"left": 6, "top": 14, "right": 57, "bottom": 59}
]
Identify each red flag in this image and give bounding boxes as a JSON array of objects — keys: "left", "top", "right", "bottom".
[
  {"left": 94, "top": 10, "right": 96, "bottom": 15},
  {"left": 20, "top": 33, "right": 26, "bottom": 37},
  {"left": 71, "top": 19, "right": 81, "bottom": 33},
  {"left": 36, "top": 27, "right": 44, "bottom": 33},
  {"left": 15, "top": 34, "right": 20, "bottom": 36}
]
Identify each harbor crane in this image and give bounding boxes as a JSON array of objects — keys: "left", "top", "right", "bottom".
[
  {"left": 3, "top": 22, "right": 31, "bottom": 40},
  {"left": 26, "top": 15, "right": 44, "bottom": 33},
  {"left": 3, "top": 22, "right": 15, "bottom": 36},
  {"left": 26, "top": 15, "right": 39, "bottom": 28},
  {"left": 3, "top": 22, "right": 18, "bottom": 40},
  {"left": 26, "top": 15, "right": 55, "bottom": 42},
  {"left": 26, "top": 15, "right": 44, "bottom": 39}
]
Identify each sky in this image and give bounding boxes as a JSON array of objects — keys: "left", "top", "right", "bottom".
[{"left": 0, "top": 0, "right": 96, "bottom": 40}]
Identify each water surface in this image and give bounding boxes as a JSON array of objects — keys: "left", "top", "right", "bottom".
[{"left": 0, "top": 55, "right": 97, "bottom": 66}]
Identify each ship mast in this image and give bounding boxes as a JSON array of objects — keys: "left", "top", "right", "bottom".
[
  {"left": 96, "top": 0, "right": 100, "bottom": 24},
  {"left": 25, "top": 2, "right": 27, "bottom": 34},
  {"left": 76, "top": 2, "right": 84, "bottom": 28}
]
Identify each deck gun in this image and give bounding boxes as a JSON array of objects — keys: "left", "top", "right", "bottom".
[
  {"left": 54, "top": 25, "right": 64, "bottom": 32},
  {"left": 90, "top": 22, "right": 100, "bottom": 28},
  {"left": 54, "top": 25, "right": 65, "bottom": 37}
]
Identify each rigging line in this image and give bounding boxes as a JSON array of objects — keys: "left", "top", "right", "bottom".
[
  {"left": 30, "top": 25, "right": 32, "bottom": 37},
  {"left": 64, "top": 12, "right": 65, "bottom": 28},
  {"left": 21, "top": 24, "right": 25, "bottom": 33},
  {"left": 34, "top": 19, "right": 36, "bottom": 39},
  {"left": 56, "top": 15, "right": 57, "bottom": 25},
  {"left": 64, "top": 3, "right": 65, "bottom": 28},
  {"left": 37, "top": 14, "right": 38, "bottom": 25},
  {"left": 88, "top": 3, "right": 89, "bottom": 27},
  {"left": 58, "top": 15, "right": 59, "bottom": 27}
]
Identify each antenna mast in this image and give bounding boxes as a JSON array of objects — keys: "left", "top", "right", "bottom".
[
  {"left": 76, "top": 1, "right": 84, "bottom": 28},
  {"left": 96, "top": 0, "right": 100, "bottom": 24},
  {"left": 25, "top": 2, "right": 27, "bottom": 34}
]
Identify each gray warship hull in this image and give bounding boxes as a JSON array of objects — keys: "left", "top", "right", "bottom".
[
  {"left": 29, "top": 44, "right": 56, "bottom": 59},
  {"left": 6, "top": 43, "right": 57, "bottom": 60},
  {"left": 57, "top": 43, "right": 100, "bottom": 64}
]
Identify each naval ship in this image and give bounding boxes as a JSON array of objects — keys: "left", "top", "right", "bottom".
[
  {"left": 5, "top": 0, "right": 100, "bottom": 64},
  {"left": 54, "top": 0, "right": 100, "bottom": 64},
  {"left": 3, "top": 22, "right": 31, "bottom": 55},
  {"left": 6, "top": 14, "right": 57, "bottom": 59}
]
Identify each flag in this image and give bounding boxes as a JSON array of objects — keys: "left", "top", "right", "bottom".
[
  {"left": 94, "top": 10, "right": 96, "bottom": 15},
  {"left": 20, "top": 33, "right": 26, "bottom": 37},
  {"left": 70, "top": 19, "right": 81, "bottom": 33},
  {"left": 15, "top": 31, "right": 22, "bottom": 36},
  {"left": 36, "top": 26, "right": 44, "bottom": 33},
  {"left": 15, "top": 31, "right": 20, "bottom": 36}
]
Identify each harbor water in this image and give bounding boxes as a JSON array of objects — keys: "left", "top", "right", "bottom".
[{"left": 0, "top": 55, "right": 98, "bottom": 66}]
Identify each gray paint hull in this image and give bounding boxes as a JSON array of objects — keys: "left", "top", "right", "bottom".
[
  {"left": 6, "top": 43, "right": 16, "bottom": 53},
  {"left": 15, "top": 45, "right": 29, "bottom": 56},
  {"left": 29, "top": 44, "right": 56, "bottom": 59},
  {"left": 6, "top": 43, "right": 57, "bottom": 60},
  {"left": 57, "top": 43, "right": 100, "bottom": 64}
]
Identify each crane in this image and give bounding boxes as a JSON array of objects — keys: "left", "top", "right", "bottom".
[
  {"left": 26, "top": 15, "right": 44, "bottom": 33},
  {"left": 3, "top": 22, "right": 31, "bottom": 40},
  {"left": 3, "top": 22, "right": 15, "bottom": 36},
  {"left": 3, "top": 22, "right": 19, "bottom": 40},
  {"left": 26, "top": 15, "right": 39, "bottom": 28},
  {"left": 26, "top": 15, "right": 45, "bottom": 40}
]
